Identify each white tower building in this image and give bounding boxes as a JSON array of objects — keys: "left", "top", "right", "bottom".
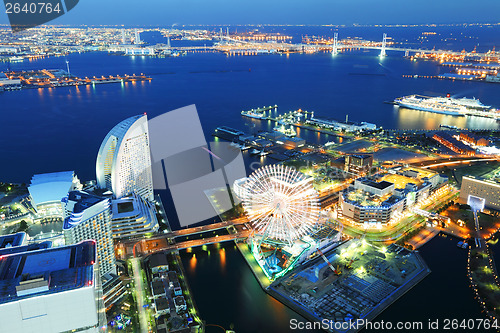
[
  {"left": 135, "top": 29, "right": 141, "bottom": 44},
  {"left": 121, "top": 29, "right": 126, "bottom": 44},
  {"left": 96, "top": 114, "right": 154, "bottom": 202}
]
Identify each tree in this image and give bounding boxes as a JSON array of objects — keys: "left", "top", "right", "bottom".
[{"left": 17, "top": 220, "right": 28, "bottom": 232}]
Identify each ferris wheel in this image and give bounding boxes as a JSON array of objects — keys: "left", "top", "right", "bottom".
[{"left": 238, "top": 164, "right": 320, "bottom": 244}]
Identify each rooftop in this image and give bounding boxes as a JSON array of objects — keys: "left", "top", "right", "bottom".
[
  {"left": 155, "top": 297, "right": 170, "bottom": 311},
  {"left": 434, "top": 132, "right": 475, "bottom": 152},
  {"left": 0, "top": 241, "right": 51, "bottom": 256},
  {"left": 345, "top": 188, "right": 396, "bottom": 207},
  {"left": 149, "top": 253, "right": 169, "bottom": 269},
  {"left": 0, "top": 232, "right": 26, "bottom": 249},
  {"left": 362, "top": 179, "right": 394, "bottom": 190},
  {"left": 28, "top": 171, "right": 79, "bottom": 206},
  {"left": 0, "top": 240, "right": 96, "bottom": 304},
  {"left": 63, "top": 191, "right": 109, "bottom": 230},
  {"left": 463, "top": 175, "right": 500, "bottom": 187},
  {"left": 380, "top": 174, "right": 421, "bottom": 190}
]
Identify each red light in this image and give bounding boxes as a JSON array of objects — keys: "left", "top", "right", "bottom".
[{"left": 91, "top": 261, "right": 95, "bottom": 265}]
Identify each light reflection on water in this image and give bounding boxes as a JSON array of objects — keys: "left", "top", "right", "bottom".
[
  {"left": 219, "top": 248, "right": 226, "bottom": 271},
  {"left": 189, "top": 253, "right": 197, "bottom": 273},
  {"left": 396, "top": 106, "right": 499, "bottom": 130}
]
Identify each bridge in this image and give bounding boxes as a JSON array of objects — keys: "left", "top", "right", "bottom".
[
  {"left": 159, "top": 32, "right": 495, "bottom": 59},
  {"left": 117, "top": 217, "right": 250, "bottom": 258}
]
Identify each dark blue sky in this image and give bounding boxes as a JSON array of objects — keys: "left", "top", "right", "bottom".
[{"left": 1, "top": 0, "right": 500, "bottom": 26}]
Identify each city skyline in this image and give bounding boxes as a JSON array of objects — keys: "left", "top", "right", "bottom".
[{"left": 1, "top": 0, "right": 500, "bottom": 27}]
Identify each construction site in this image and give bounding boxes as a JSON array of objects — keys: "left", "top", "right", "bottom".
[{"left": 268, "top": 239, "right": 430, "bottom": 333}]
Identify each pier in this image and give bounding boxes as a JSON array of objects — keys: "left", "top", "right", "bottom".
[
  {"left": 240, "top": 105, "right": 278, "bottom": 120},
  {"left": 0, "top": 69, "right": 152, "bottom": 91}
]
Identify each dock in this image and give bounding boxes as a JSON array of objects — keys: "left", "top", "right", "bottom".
[
  {"left": 240, "top": 105, "right": 277, "bottom": 120},
  {"left": 267, "top": 241, "right": 430, "bottom": 333},
  {"left": 0, "top": 69, "right": 152, "bottom": 91}
]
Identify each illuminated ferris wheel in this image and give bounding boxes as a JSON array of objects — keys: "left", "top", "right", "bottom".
[{"left": 237, "top": 164, "right": 320, "bottom": 244}]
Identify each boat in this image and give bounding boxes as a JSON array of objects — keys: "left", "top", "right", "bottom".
[
  {"left": 452, "top": 97, "right": 490, "bottom": 110},
  {"left": 486, "top": 74, "right": 500, "bottom": 83},
  {"left": 273, "top": 124, "right": 296, "bottom": 137},
  {"left": 394, "top": 94, "right": 497, "bottom": 117},
  {"left": 9, "top": 56, "right": 24, "bottom": 63},
  {"left": 394, "top": 95, "right": 466, "bottom": 116},
  {"left": 439, "top": 124, "right": 459, "bottom": 130},
  {"left": 241, "top": 110, "right": 266, "bottom": 119}
]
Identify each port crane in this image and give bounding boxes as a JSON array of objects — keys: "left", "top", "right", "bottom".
[{"left": 317, "top": 248, "right": 341, "bottom": 275}]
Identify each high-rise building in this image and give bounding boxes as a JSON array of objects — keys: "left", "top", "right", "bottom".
[
  {"left": 0, "top": 240, "right": 106, "bottom": 333},
  {"left": 96, "top": 114, "right": 154, "bottom": 201},
  {"left": 62, "top": 191, "right": 116, "bottom": 276},
  {"left": 111, "top": 193, "right": 159, "bottom": 239},
  {"left": 134, "top": 29, "right": 141, "bottom": 44}
]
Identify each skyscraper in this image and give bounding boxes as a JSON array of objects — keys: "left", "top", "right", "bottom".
[
  {"left": 96, "top": 114, "right": 154, "bottom": 201},
  {"left": 62, "top": 191, "right": 116, "bottom": 276},
  {"left": 134, "top": 29, "right": 141, "bottom": 44}
]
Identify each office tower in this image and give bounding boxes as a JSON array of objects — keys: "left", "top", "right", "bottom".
[
  {"left": 96, "top": 114, "right": 154, "bottom": 201},
  {"left": 0, "top": 240, "right": 106, "bottom": 333},
  {"left": 62, "top": 191, "right": 116, "bottom": 276}
]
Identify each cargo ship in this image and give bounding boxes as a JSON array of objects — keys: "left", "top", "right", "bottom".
[{"left": 394, "top": 94, "right": 499, "bottom": 119}]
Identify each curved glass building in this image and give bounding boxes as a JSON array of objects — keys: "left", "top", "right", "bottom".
[{"left": 96, "top": 115, "right": 154, "bottom": 201}]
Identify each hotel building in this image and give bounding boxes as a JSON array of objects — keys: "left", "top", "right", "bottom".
[
  {"left": 62, "top": 191, "right": 116, "bottom": 276},
  {"left": 96, "top": 114, "right": 154, "bottom": 202}
]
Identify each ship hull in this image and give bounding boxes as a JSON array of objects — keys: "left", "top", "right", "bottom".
[
  {"left": 397, "top": 103, "right": 465, "bottom": 116},
  {"left": 242, "top": 113, "right": 265, "bottom": 119}
]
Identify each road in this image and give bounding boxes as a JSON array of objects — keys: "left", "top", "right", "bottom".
[
  {"left": 171, "top": 217, "right": 248, "bottom": 237},
  {"left": 416, "top": 156, "right": 500, "bottom": 169},
  {"left": 135, "top": 228, "right": 251, "bottom": 256},
  {"left": 121, "top": 217, "right": 250, "bottom": 257},
  {"left": 131, "top": 258, "right": 149, "bottom": 333}
]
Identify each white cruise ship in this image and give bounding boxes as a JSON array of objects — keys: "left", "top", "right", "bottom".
[{"left": 394, "top": 94, "right": 496, "bottom": 117}]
